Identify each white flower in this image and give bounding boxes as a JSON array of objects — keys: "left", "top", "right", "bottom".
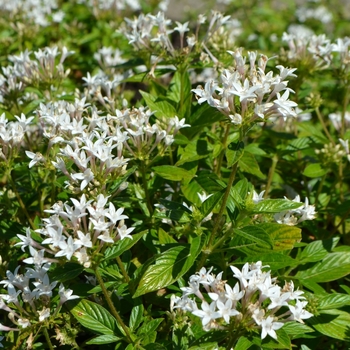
[
  {"left": 192, "top": 301, "right": 221, "bottom": 326},
  {"left": 58, "top": 283, "right": 79, "bottom": 304},
  {"left": 259, "top": 316, "right": 284, "bottom": 339},
  {"left": 216, "top": 299, "right": 240, "bottom": 323},
  {"left": 288, "top": 300, "right": 313, "bottom": 323},
  {"left": 117, "top": 225, "right": 135, "bottom": 240},
  {"left": 197, "top": 192, "right": 213, "bottom": 203},
  {"left": 25, "top": 151, "right": 45, "bottom": 168}
]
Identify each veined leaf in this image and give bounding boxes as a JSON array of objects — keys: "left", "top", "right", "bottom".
[
  {"left": 86, "top": 334, "right": 121, "bottom": 345},
  {"left": 303, "top": 163, "right": 327, "bottom": 178},
  {"left": 252, "top": 199, "right": 303, "bottom": 214},
  {"left": 140, "top": 90, "right": 177, "bottom": 118},
  {"left": 318, "top": 293, "right": 350, "bottom": 310},
  {"left": 299, "top": 237, "right": 340, "bottom": 263},
  {"left": 310, "top": 309, "right": 350, "bottom": 341},
  {"left": 102, "top": 231, "right": 145, "bottom": 262},
  {"left": 153, "top": 165, "right": 195, "bottom": 182},
  {"left": 70, "top": 299, "right": 122, "bottom": 336},
  {"left": 296, "top": 252, "right": 350, "bottom": 283},
  {"left": 238, "top": 151, "right": 266, "bottom": 179},
  {"left": 133, "top": 236, "right": 204, "bottom": 297},
  {"left": 226, "top": 141, "right": 244, "bottom": 167}
]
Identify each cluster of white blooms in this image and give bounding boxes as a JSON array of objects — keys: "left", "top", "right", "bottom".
[
  {"left": 282, "top": 34, "right": 350, "bottom": 69},
  {"left": 295, "top": 5, "right": 333, "bottom": 24},
  {"left": 192, "top": 49, "right": 298, "bottom": 124},
  {"left": 0, "top": 261, "right": 78, "bottom": 331},
  {"left": 0, "top": 113, "right": 34, "bottom": 160},
  {"left": 15, "top": 194, "right": 133, "bottom": 268},
  {"left": 329, "top": 111, "right": 350, "bottom": 131},
  {"left": 0, "top": 0, "right": 64, "bottom": 27},
  {"left": 120, "top": 11, "right": 235, "bottom": 56},
  {"left": 274, "top": 195, "right": 317, "bottom": 226},
  {"left": 0, "top": 47, "right": 74, "bottom": 103},
  {"left": 77, "top": 0, "right": 141, "bottom": 12},
  {"left": 172, "top": 262, "right": 313, "bottom": 339},
  {"left": 252, "top": 191, "right": 316, "bottom": 226}
]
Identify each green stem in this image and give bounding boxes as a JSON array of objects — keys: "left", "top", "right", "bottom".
[
  {"left": 264, "top": 154, "right": 278, "bottom": 199},
  {"left": 140, "top": 162, "right": 153, "bottom": 216},
  {"left": 116, "top": 256, "right": 130, "bottom": 284},
  {"left": 9, "top": 171, "right": 35, "bottom": 229},
  {"left": 197, "top": 161, "right": 239, "bottom": 270},
  {"left": 315, "top": 107, "right": 334, "bottom": 145},
  {"left": 94, "top": 267, "right": 134, "bottom": 344},
  {"left": 43, "top": 327, "right": 54, "bottom": 350},
  {"left": 216, "top": 124, "right": 231, "bottom": 176},
  {"left": 341, "top": 86, "right": 350, "bottom": 137},
  {"left": 315, "top": 174, "right": 326, "bottom": 208}
]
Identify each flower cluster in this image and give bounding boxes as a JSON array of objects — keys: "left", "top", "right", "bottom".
[
  {"left": 0, "top": 262, "right": 78, "bottom": 331},
  {"left": 172, "top": 262, "right": 313, "bottom": 340},
  {"left": 192, "top": 49, "right": 299, "bottom": 125},
  {"left": 0, "top": 46, "right": 73, "bottom": 105},
  {"left": 274, "top": 195, "right": 317, "bottom": 226},
  {"left": 0, "top": 0, "right": 64, "bottom": 27},
  {"left": 16, "top": 194, "right": 133, "bottom": 268}
]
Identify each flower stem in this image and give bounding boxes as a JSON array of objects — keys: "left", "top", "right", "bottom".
[
  {"left": 9, "top": 171, "right": 35, "bottom": 229},
  {"left": 94, "top": 267, "right": 134, "bottom": 344},
  {"left": 43, "top": 327, "right": 54, "bottom": 350},
  {"left": 264, "top": 154, "right": 278, "bottom": 198},
  {"left": 140, "top": 162, "right": 153, "bottom": 216},
  {"left": 216, "top": 124, "right": 231, "bottom": 176},
  {"left": 197, "top": 161, "right": 239, "bottom": 270},
  {"left": 116, "top": 256, "right": 130, "bottom": 284},
  {"left": 315, "top": 107, "right": 334, "bottom": 145}
]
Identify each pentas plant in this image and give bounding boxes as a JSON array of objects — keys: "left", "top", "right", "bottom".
[
  {"left": 172, "top": 262, "right": 313, "bottom": 347},
  {"left": 1, "top": 2, "right": 350, "bottom": 349}
]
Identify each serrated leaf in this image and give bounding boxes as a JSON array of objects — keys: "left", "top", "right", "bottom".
[
  {"left": 238, "top": 151, "right": 266, "bottom": 179},
  {"left": 318, "top": 293, "right": 350, "bottom": 310},
  {"left": 310, "top": 309, "right": 350, "bottom": 341},
  {"left": 102, "top": 231, "right": 145, "bottom": 262},
  {"left": 303, "top": 163, "right": 327, "bottom": 178},
  {"left": 153, "top": 165, "right": 195, "bottom": 182},
  {"left": 296, "top": 252, "right": 350, "bottom": 283},
  {"left": 70, "top": 299, "right": 121, "bottom": 336},
  {"left": 133, "top": 236, "right": 203, "bottom": 297},
  {"left": 86, "top": 334, "right": 121, "bottom": 345},
  {"left": 252, "top": 199, "right": 303, "bottom": 214},
  {"left": 299, "top": 237, "right": 340, "bottom": 263}
]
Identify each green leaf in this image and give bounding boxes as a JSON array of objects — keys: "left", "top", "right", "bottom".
[
  {"left": 261, "top": 223, "right": 301, "bottom": 251},
  {"left": 158, "top": 227, "right": 177, "bottom": 244},
  {"left": 238, "top": 151, "right": 266, "bottom": 179},
  {"left": 152, "top": 165, "right": 195, "bottom": 182},
  {"left": 251, "top": 327, "right": 291, "bottom": 349},
  {"left": 296, "top": 252, "right": 350, "bottom": 283},
  {"left": 140, "top": 90, "right": 177, "bottom": 118},
  {"left": 299, "top": 237, "right": 340, "bottom": 263},
  {"left": 282, "top": 322, "right": 315, "bottom": 339},
  {"left": 86, "top": 334, "right": 121, "bottom": 345},
  {"left": 310, "top": 309, "right": 350, "bottom": 341},
  {"left": 102, "top": 231, "right": 145, "bottom": 262},
  {"left": 238, "top": 253, "right": 296, "bottom": 271},
  {"left": 70, "top": 299, "right": 121, "bottom": 336},
  {"left": 133, "top": 236, "right": 203, "bottom": 297},
  {"left": 201, "top": 189, "right": 224, "bottom": 218},
  {"left": 129, "top": 303, "right": 144, "bottom": 331},
  {"left": 252, "top": 199, "right": 303, "bottom": 214},
  {"left": 235, "top": 336, "right": 253, "bottom": 350},
  {"left": 303, "top": 163, "right": 328, "bottom": 178},
  {"left": 234, "top": 226, "right": 274, "bottom": 249},
  {"left": 318, "top": 293, "right": 350, "bottom": 310},
  {"left": 137, "top": 318, "right": 163, "bottom": 335},
  {"left": 50, "top": 263, "right": 84, "bottom": 283},
  {"left": 226, "top": 141, "right": 244, "bottom": 167}
]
